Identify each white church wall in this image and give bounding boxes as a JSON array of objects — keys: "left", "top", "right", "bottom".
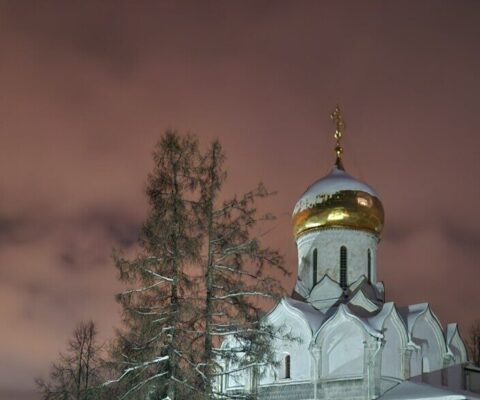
[
  {"left": 447, "top": 364, "right": 465, "bottom": 391},
  {"left": 297, "top": 229, "right": 379, "bottom": 291},
  {"left": 381, "top": 312, "right": 407, "bottom": 379},
  {"left": 259, "top": 300, "right": 313, "bottom": 386},
  {"left": 416, "top": 312, "right": 446, "bottom": 371},
  {"left": 449, "top": 328, "right": 468, "bottom": 365},
  {"left": 410, "top": 310, "right": 447, "bottom": 386},
  {"left": 226, "top": 367, "right": 247, "bottom": 390},
  {"left": 217, "top": 336, "right": 251, "bottom": 391},
  {"left": 446, "top": 326, "right": 469, "bottom": 389},
  {"left": 216, "top": 339, "right": 248, "bottom": 391},
  {"left": 316, "top": 310, "right": 367, "bottom": 379},
  {"left": 410, "top": 349, "right": 423, "bottom": 378}
]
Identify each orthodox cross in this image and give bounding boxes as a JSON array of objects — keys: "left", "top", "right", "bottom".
[{"left": 330, "top": 104, "right": 345, "bottom": 169}]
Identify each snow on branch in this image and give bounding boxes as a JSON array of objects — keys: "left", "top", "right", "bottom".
[
  {"left": 103, "top": 356, "right": 169, "bottom": 387},
  {"left": 213, "top": 292, "right": 273, "bottom": 300}
]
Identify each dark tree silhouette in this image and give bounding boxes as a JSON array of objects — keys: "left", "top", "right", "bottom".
[
  {"left": 469, "top": 319, "right": 480, "bottom": 366},
  {"left": 105, "top": 131, "right": 287, "bottom": 400},
  {"left": 36, "top": 321, "right": 102, "bottom": 400}
]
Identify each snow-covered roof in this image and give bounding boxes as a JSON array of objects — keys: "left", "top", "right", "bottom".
[
  {"left": 446, "top": 323, "right": 460, "bottom": 346},
  {"left": 308, "top": 274, "right": 343, "bottom": 311},
  {"left": 284, "top": 297, "right": 326, "bottom": 332},
  {"left": 348, "top": 290, "right": 380, "bottom": 313},
  {"left": 275, "top": 295, "right": 455, "bottom": 355},
  {"left": 378, "top": 381, "right": 467, "bottom": 399},
  {"left": 367, "top": 302, "right": 397, "bottom": 331},
  {"left": 293, "top": 166, "right": 379, "bottom": 214},
  {"left": 294, "top": 278, "right": 310, "bottom": 299},
  {"left": 320, "top": 303, "right": 383, "bottom": 339},
  {"left": 347, "top": 275, "right": 384, "bottom": 304},
  {"left": 398, "top": 303, "right": 430, "bottom": 335}
]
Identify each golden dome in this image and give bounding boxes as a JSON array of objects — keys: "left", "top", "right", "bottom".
[{"left": 292, "top": 166, "right": 384, "bottom": 239}]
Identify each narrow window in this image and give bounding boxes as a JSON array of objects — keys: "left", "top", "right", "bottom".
[
  {"left": 283, "top": 354, "right": 291, "bottom": 379},
  {"left": 367, "top": 249, "right": 372, "bottom": 283},
  {"left": 340, "top": 246, "right": 347, "bottom": 289},
  {"left": 422, "top": 357, "right": 430, "bottom": 383},
  {"left": 312, "top": 248, "right": 318, "bottom": 286}
]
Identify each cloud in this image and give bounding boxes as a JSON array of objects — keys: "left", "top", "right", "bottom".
[
  {"left": 0, "top": 214, "right": 48, "bottom": 247},
  {"left": 1, "top": 2, "right": 140, "bottom": 76},
  {"left": 0, "top": 205, "right": 140, "bottom": 390},
  {"left": 76, "top": 207, "right": 141, "bottom": 248},
  {"left": 56, "top": 209, "right": 141, "bottom": 273},
  {"left": 442, "top": 222, "right": 480, "bottom": 252}
]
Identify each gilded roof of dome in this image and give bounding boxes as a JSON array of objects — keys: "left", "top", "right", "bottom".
[
  {"left": 292, "top": 165, "right": 384, "bottom": 239},
  {"left": 293, "top": 105, "right": 385, "bottom": 239}
]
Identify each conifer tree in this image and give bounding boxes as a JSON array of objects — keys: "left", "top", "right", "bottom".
[
  {"left": 107, "top": 132, "right": 286, "bottom": 400},
  {"left": 106, "top": 132, "right": 200, "bottom": 400},
  {"left": 194, "top": 140, "right": 286, "bottom": 399}
]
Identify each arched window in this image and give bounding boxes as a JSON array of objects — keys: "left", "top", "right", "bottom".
[
  {"left": 312, "top": 248, "right": 318, "bottom": 286},
  {"left": 340, "top": 246, "right": 347, "bottom": 289},
  {"left": 367, "top": 249, "right": 372, "bottom": 283},
  {"left": 282, "top": 354, "right": 291, "bottom": 379}
]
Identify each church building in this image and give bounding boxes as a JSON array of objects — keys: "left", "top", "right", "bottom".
[{"left": 219, "top": 107, "right": 478, "bottom": 400}]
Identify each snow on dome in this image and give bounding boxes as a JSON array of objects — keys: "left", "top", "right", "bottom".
[
  {"left": 292, "top": 165, "right": 384, "bottom": 238},
  {"left": 293, "top": 166, "right": 379, "bottom": 214}
]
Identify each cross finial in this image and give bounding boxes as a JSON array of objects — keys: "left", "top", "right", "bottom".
[{"left": 330, "top": 104, "right": 345, "bottom": 170}]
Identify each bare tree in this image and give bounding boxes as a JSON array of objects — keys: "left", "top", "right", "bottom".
[
  {"left": 469, "top": 319, "right": 480, "bottom": 366},
  {"left": 36, "top": 320, "right": 102, "bottom": 400}
]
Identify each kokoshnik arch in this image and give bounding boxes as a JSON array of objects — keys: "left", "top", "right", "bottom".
[{"left": 217, "top": 106, "right": 476, "bottom": 400}]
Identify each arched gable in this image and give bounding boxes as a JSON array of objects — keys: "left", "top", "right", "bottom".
[
  {"left": 377, "top": 303, "right": 409, "bottom": 380},
  {"left": 410, "top": 306, "right": 447, "bottom": 375},
  {"left": 262, "top": 298, "right": 315, "bottom": 384},
  {"left": 348, "top": 275, "right": 384, "bottom": 304},
  {"left": 309, "top": 274, "right": 343, "bottom": 311},
  {"left": 314, "top": 305, "right": 380, "bottom": 379},
  {"left": 348, "top": 275, "right": 365, "bottom": 293},
  {"left": 348, "top": 289, "right": 379, "bottom": 313},
  {"left": 446, "top": 323, "right": 468, "bottom": 365},
  {"left": 266, "top": 298, "right": 314, "bottom": 339},
  {"left": 294, "top": 278, "right": 310, "bottom": 299}
]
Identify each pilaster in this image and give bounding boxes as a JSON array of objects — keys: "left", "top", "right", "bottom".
[
  {"left": 364, "top": 337, "right": 384, "bottom": 399},
  {"left": 402, "top": 346, "right": 414, "bottom": 379},
  {"left": 310, "top": 344, "right": 322, "bottom": 400}
]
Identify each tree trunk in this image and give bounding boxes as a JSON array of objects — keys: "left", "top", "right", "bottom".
[
  {"left": 76, "top": 332, "right": 86, "bottom": 399},
  {"left": 203, "top": 141, "right": 220, "bottom": 397},
  {"left": 167, "top": 157, "right": 180, "bottom": 400}
]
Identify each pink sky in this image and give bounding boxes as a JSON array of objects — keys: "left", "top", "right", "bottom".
[{"left": 0, "top": 1, "right": 479, "bottom": 398}]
